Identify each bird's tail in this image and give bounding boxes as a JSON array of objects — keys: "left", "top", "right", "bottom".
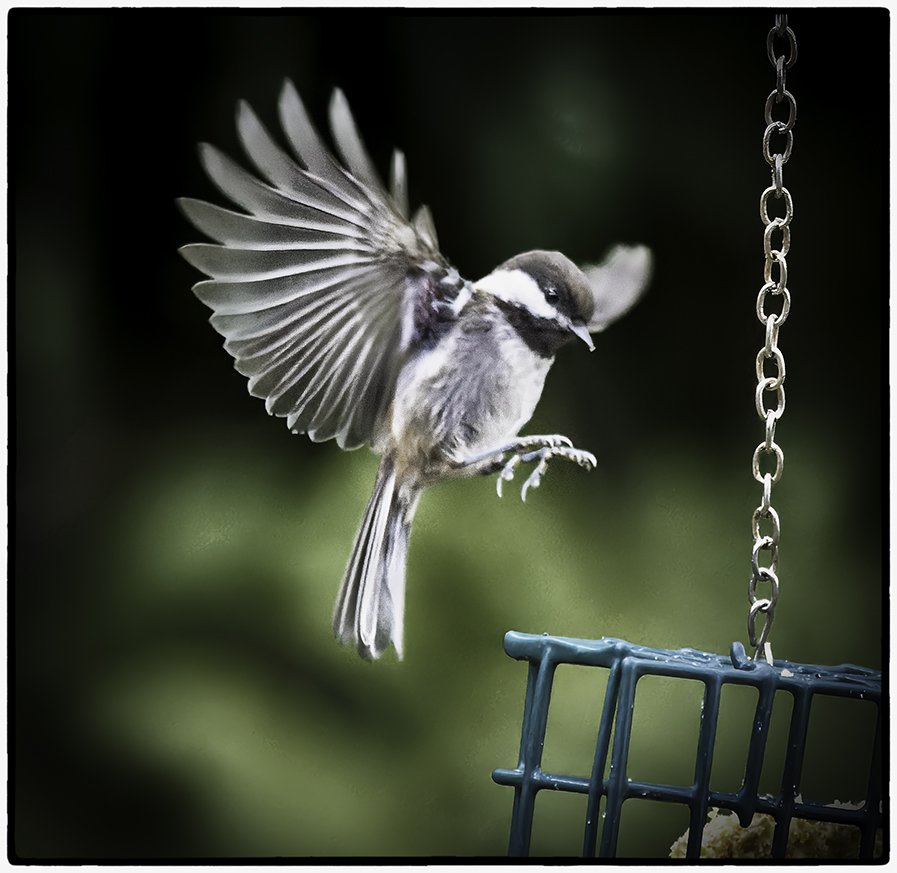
[{"left": 333, "top": 459, "right": 421, "bottom": 660}]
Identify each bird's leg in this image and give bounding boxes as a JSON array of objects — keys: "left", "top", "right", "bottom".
[
  {"left": 458, "top": 435, "right": 597, "bottom": 501},
  {"left": 462, "top": 434, "right": 573, "bottom": 467},
  {"left": 499, "top": 445, "right": 597, "bottom": 501}
]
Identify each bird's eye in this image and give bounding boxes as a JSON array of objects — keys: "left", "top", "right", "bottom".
[{"left": 543, "top": 284, "right": 558, "bottom": 301}]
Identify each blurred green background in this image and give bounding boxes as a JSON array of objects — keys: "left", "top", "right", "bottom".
[{"left": 12, "top": 9, "right": 886, "bottom": 860}]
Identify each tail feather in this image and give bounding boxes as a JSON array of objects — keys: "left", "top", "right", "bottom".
[
  {"left": 356, "top": 469, "right": 396, "bottom": 652},
  {"left": 333, "top": 460, "right": 420, "bottom": 660}
]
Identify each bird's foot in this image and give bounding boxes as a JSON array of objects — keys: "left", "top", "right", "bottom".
[
  {"left": 464, "top": 434, "right": 573, "bottom": 470},
  {"left": 495, "top": 443, "right": 597, "bottom": 501}
]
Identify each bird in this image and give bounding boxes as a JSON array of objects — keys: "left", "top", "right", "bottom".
[{"left": 178, "top": 80, "right": 652, "bottom": 661}]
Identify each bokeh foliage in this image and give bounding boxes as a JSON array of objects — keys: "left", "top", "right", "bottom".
[{"left": 12, "top": 9, "right": 885, "bottom": 859}]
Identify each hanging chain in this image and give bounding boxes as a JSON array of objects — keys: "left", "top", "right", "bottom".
[{"left": 748, "top": 14, "right": 797, "bottom": 664}]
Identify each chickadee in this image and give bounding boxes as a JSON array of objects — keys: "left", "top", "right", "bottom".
[{"left": 179, "top": 81, "right": 651, "bottom": 660}]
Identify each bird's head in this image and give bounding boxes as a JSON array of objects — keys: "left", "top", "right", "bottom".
[{"left": 475, "top": 250, "right": 598, "bottom": 352}]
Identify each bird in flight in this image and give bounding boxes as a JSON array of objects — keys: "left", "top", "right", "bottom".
[{"left": 179, "top": 81, "right": 651, "bottom": 660}]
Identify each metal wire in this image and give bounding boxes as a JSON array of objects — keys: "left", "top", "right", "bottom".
[{"left": 749, "top": 16, "right": 797, "bottom": 662}]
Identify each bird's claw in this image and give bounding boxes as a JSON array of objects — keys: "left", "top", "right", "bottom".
[
  {"left": 496, "top": 454, "right": 522, "bottom": 498},
  {"left": 495, "top": 443, "right": 597, "bottom": 501},
  {"left": 520, "top": 456, "right": 550, "bottom": 502},
  {"left": 510, "top": 434, "right": 573, "bottom": 452}
]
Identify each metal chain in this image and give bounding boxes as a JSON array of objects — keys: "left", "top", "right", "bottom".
[{"left": 749, "top": 14, "right": 797, "bottom": 664}]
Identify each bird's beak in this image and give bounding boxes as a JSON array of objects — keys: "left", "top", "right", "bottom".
[{"left": 570, "top": 321, "right": 595, "bottom": 351}]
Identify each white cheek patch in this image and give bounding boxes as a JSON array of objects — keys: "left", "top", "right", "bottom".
[{"left": 475, "top": 269, "right": 558, "bottom": 321}]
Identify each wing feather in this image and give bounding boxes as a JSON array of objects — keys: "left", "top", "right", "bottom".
[
  {"left": 583, "top": 244, "right": 653, "bottom": 332},
  {"left": 235, "top": 100, "right": 367, "bottom": 225},
  {"left": 230, "top": 285, "right": 351, "bottom": 363},
  {"left": 307, "top": 334, "right": 380, "bottom": 442},
  {"left": 181, "top": 84, "right": 462, "bottom": 449},
  {"left": 390, "top": 150, "right": 409, "bottom": 219},
  {"left": 193, "top": 262, "right": 373, "bottom": 314},
  {"left": 199, "top": 143, "right": 366, "bottom": 236},
  {"left": 328, "top": 89, "right": 388, "bottom": 198},
  {"left": 180, "top": 244, "right": 371, "bottom": 282},
  {"left": 278, "top": 80, "right": 354, "bottom": 192},
  {"left": 412, "top": 205, "right": 439, "bottom": 251},
  {"left": 267, "top": 323, "right": 356, "bottom": 418},
  {"left": 177, "top": 197, "right": 371, "bottom": 251}
]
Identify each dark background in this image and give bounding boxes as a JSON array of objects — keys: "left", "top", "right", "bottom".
[{"left": 11, "top": 8, "right": 887, "bottom": 860}]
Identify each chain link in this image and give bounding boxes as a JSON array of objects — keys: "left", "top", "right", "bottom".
[{"left": 749, "top": 15, "right": 796, "bottom": 664}]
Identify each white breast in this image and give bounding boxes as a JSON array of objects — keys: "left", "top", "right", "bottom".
[
  {"left": 389, "top": 309, "right": 553, "bottom": 470},
  {"left": 490, "top": 325, "right": 552, "bottom": 444}
]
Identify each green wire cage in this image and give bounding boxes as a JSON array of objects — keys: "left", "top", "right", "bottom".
[{"left": 492, "top": 633, "right": 882, "bottom": 859}]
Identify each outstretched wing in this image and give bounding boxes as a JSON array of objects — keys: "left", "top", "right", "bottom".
[
  {"left": 582, "top": 244, "right": 653, "bottom": 332},
  {"left": 179, "top": 81, "right": 462, "bottom": 450}
]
